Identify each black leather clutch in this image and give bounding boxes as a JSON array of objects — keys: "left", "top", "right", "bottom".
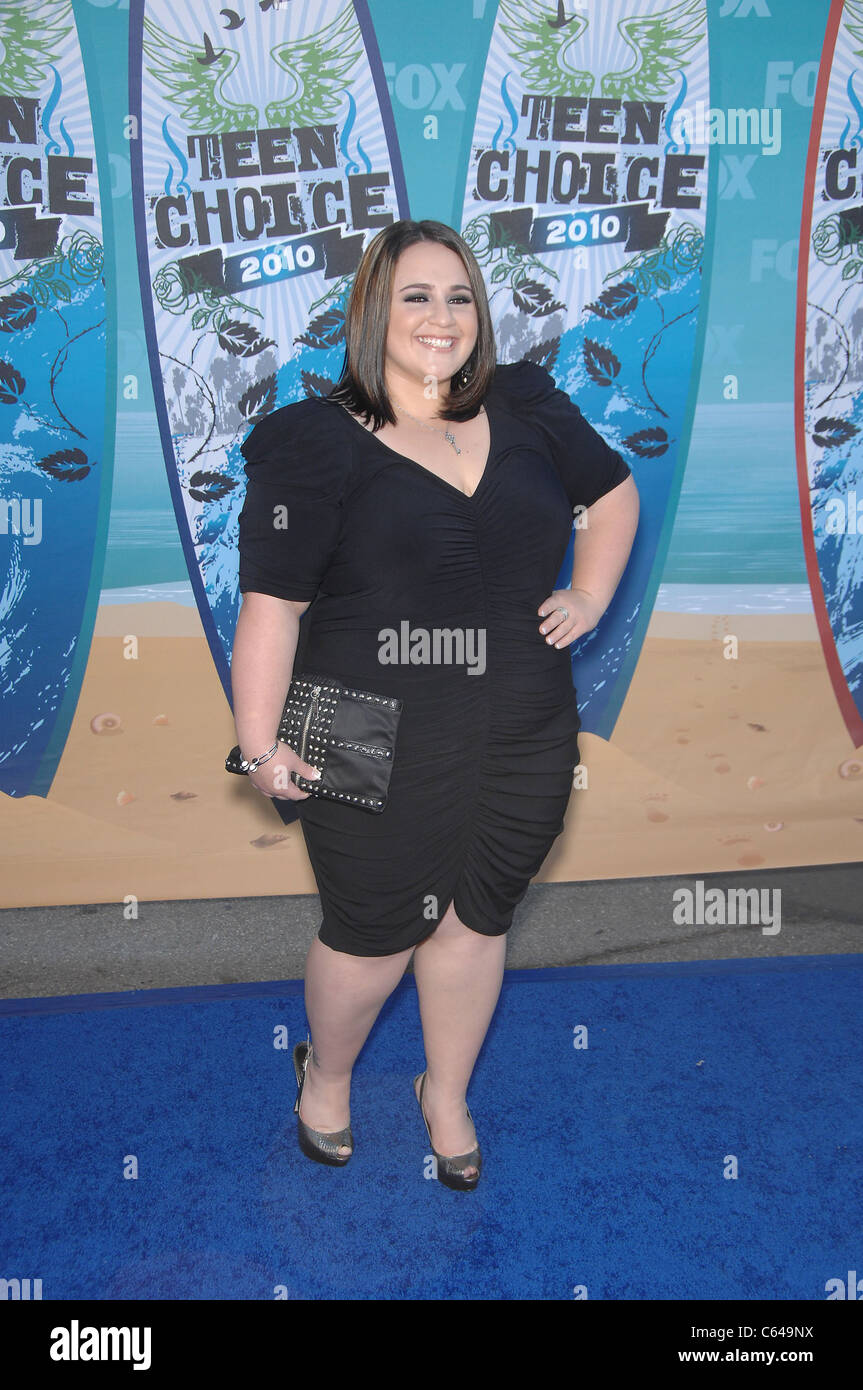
[{"left": 225, "top": 671, "right": 403, "bottom": 812}]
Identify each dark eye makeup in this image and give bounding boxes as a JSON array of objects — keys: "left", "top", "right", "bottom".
[{"left": 403, "top": 294, "right": 473, "bottom": 304}]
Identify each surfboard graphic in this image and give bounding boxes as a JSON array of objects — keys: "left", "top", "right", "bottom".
[
  {"left": 459, "top": 0, "right": 710, "bottom": 738},
  {"left": 0, "top": 1, "right": 110, "bottom": 797},
  {"left": 129, "top": 0, "right": 409, "bottom": 704},
  {"left": 796, "top": 0, "right": 863, "bottom": 749}
]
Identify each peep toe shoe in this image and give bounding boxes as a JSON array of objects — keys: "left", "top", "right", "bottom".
[
  {"left": 293, "top": 1038, "right": 354, "bottom": 1167},
  {"left": 414, "top": 1070, "right": 482, "bottom": 1191}
]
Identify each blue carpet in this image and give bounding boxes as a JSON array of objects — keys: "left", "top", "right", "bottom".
[{"left": 1, "top": 955, "right": 860, "bottom": 1300}]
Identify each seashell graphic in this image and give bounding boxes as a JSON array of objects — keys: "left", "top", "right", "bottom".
[
  {"left": 90, "top": 713, "right": 123, "bottom": 735},
  {"left": 116, "top": 790, "right": 135, "bottom": 806},
  {"left": 251, "top": 833, "right": 289, "bottom": 848},
  {"left": 764, "top": 821, "right": 784, "bottom": 832},
  {"left": 170, "top": 791, "right": 197, "bottom": 800},
  {"left": 747, "top": 776, "right": 765, "bottom": 790},
  {"left": 153, "top": 714, "right": 169, "bottom": 725},
  {"left": 838, "top": 757, "right": 862, "bottom": 779}
]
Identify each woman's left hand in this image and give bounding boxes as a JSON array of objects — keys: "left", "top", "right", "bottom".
[{"left": 537, "top": 588, "right": 604, "bottom": 649}]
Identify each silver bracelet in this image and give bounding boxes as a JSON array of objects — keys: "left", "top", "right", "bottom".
[{"left": 237, "top": 741, "right": 279, "bottom": 774}]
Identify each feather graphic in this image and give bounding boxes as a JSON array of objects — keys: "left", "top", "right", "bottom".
[
  {"left": 142, "top": 15, "right": 256, "bottom": 132},
  {"left": 602, "top": 0, "right": 704, "bottom": 102},
  {"left": 843, "top": 0, "right": 863, "bottom": 58},
  {"left": 497, "top": 0, "right": 592, "bottom": 98},
  {"left": 0, "top": 0, "right": 73, "bottom": 97},
  {"left": 266, "top": 3, "right": 364, "bottom": 127}
]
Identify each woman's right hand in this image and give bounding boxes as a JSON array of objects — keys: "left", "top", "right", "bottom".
[{"left": 246, "top": 742, "right": 321, "bottom": 801}]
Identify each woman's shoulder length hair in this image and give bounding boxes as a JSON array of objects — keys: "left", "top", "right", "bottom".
[{"left": 326, "top": 219, "right": 497, "bottom": 429}]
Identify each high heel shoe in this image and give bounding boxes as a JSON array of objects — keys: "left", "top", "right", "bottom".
[
  {"left": 293, "top": 1038, "right": 354, "bottom": 1167},
  {"left": 414, "top": 1071, "right": 482, "bottom": 1191}
]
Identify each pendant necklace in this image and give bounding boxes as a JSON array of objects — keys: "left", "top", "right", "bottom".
[{"left": 392, "top": 400, "right": 474, "bottom": 455}]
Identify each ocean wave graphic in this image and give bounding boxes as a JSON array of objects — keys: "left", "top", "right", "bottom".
[
  {"left": 664, "top": 71, "right": 690, "bottom": 156},
  {"left": 498, "top": 71, "right": 518, "bottom": 154},
  {"left": 339, "top": 91, "right": 371, "bottom": 175},
  {"left": 161, "top": 114, "right": 190, "bottom": 196},
  {"left": 59, "top": 117, "right": 74, "bottom": 158},
  {"left": 41, "top": 66, "right": 72, "bottom": 157},
  {"left": 842, "top": 69, "right": 863, "bottom": 150}
]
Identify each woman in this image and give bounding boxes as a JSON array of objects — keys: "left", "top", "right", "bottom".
[{"left": 231, "top": 219, "right": 639, "bottom": 1190}]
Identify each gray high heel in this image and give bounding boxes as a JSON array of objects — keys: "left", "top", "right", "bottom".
[
  {"left": 414, "top": 1070, "right": 482, "bottom": 1191},
  {"left": 293, "top": 1038, "right": 353, "bottom": 1166}
]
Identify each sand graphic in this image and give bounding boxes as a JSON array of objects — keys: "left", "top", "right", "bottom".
[{"left": 1, "top": 600, "right": 861, "bottom": 908}]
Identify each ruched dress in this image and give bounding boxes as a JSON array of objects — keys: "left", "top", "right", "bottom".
[{"left": 237, "top": 360, "right": 631, "bottom": 956}]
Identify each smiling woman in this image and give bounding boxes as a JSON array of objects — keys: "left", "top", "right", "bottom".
[
  {"left": 326, "top": 219, "right": 497, "bottom": 428},
  {"left": 333, "top": 238, "right": 493, "bottom": 497},
  {"left": 230, "top": 218, "right": 638, "bottom": 1187}
]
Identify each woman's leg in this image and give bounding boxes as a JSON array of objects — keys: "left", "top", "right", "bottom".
[
  {"left": 299, "top": 934, "right": 414, "bottom": 1154},
  {"left": 411, "top": 902, "right": 507, "bottom": 1174}
]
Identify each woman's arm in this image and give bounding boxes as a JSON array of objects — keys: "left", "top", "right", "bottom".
[
  {"left": 538, "top": 474, "right": 640, "bottom": 646},
  {"left": 570, "top": 473, "right": 640, "bottom": 619},
  {"left": 230, "top": 590, "right": 319, "bottom": 798}
]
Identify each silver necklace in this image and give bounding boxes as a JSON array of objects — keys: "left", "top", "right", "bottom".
[{"left": 392, "top": 400, "right": 469, "bottom": 455}]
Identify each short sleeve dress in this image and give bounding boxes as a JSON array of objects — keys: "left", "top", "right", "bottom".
[{"left": 237, "top": 360, "right": 631, "bottom": 956}]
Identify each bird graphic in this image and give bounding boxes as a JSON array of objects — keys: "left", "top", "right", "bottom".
[
  {"left": 499, "top": 0, "right": 703, "bottom": 102},
  {"left": 197, "top": 33, "right": 226, "bottom": 67},
  {"left": 143, "top": 15, "right": 256, "bottom": 129},
  {"left": 547, "top": 1, "right": 580, "bottom": 32},
  {"left": 220, "top": 8, "right": 245, "bottom": 30},
  {"left": 142, "top": 3, "right": 362, "bottom": 134}
]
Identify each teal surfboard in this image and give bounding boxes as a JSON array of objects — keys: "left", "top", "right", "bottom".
[
  {"left": 130, "top": 0, "right": 409, "bottom": 704},
  {"left": 458, "top": 0, "right": 710, "bottom": 738},
  {"left": 796, "top": 0, "right": 863, "bottom": 749},
  {"left": 0, "top": 0, "right": 112, "bottom": 797}
]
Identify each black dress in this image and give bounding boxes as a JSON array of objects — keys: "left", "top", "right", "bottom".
[{"left": 237, "top": 360, "right": 631, "bottom": 956}]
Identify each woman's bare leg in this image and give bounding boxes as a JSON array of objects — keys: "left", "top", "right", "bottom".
[
  {"left": 411, "top": 902, "right": 507, "bottom": 1176},
  {"left": 299, "top": 934, "right": 414, "bottom": 1154}
]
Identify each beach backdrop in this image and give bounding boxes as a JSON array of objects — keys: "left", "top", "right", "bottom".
[{"left": 2, "top": 0, "right": 861, "bottom": 909}]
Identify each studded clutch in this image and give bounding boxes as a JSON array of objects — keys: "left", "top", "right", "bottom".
[{"left": 225, "top": 671, "right": 403, "bottom": 813}]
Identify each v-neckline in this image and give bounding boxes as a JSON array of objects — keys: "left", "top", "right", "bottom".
[{"left": 332, "top": 398, "right": 495, "bottom": 503}]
